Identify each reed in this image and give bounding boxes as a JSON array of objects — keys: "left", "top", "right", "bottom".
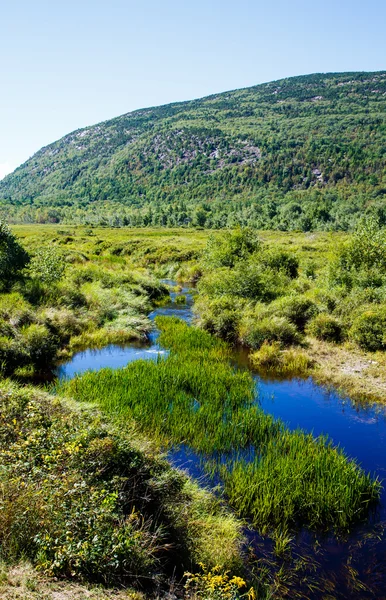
[{"left": 59, "top": 317, "right": 381, "bottom": 534}]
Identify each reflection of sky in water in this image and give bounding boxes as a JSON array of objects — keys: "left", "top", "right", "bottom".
[
  {"left": 57, "top": 281, "right": 194, "bottom": 380},
  {"left": 256, "top": 376, "right": 386, "bottom": 494},
  {"left": 56, "top": 344, "right": 168, "bottom": 380}
]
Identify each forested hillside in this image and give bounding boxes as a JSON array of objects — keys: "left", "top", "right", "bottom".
[{"left": 1, "top": 71, "right": 385, "bottom": 230}]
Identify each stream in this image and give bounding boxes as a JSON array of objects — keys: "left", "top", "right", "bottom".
[{"left": 57, "top": 281, "right": 386, "bottom": 599}]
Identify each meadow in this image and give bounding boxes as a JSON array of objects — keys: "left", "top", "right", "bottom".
[{"left": 6, "top": 221, "right": 386, "bottom": 400}]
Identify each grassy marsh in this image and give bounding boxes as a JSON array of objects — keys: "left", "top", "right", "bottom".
[{"left": 59, "top": 317, "right": 381, "bottom": 534}]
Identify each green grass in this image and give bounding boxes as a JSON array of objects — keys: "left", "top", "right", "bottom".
[{"left": 59, "top": 317, "right": 381, "bottom": 534}]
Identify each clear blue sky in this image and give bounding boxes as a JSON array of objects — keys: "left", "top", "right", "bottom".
[{"left": 1, "top": 0, "right": 385, "bottom": 178}]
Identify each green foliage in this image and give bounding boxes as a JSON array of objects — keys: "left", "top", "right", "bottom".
[
  {"left": 331, "top": 217, "right": 386, "bottom": 289},
  {"left": 27, "top": 247, "right": 66, "bottom": 284},
  {"left": 340, "top": 216, "right": 386, "bottom": 272},
  {"left": 239, "top": 316, "right": 300, "bottom": 349},
  {"left": 203, "top": 229, "right": 261, "bottom": 269},
  {"left": 2, "top": 72, "right": 386, "bottom": 231},
  {"left": 306, "top": 314, "right": 344, "bottom": 343},
  {"left": 0, "top": 220, "right": 29, "bottom": 288},
  {"left": 199, "top": 262, "right": 288, "bottom": 302},
  {"left": 194, "top": 295, "right": 246, "bottom": 342},
  {"left": 59, "top": 317, "right": 380, "bottom": 534},
  {"left": 21, "top": 324, "right": 59, "bottom": 368},
  {"left": 260, "top": 249, "right": 299, "bottom": 278},
  {"left": 268, "top": 295, "right": 317, "bottom": 331},
  {"left": 250, "top": 342, "right": 314, "bottom": 376},
  {"left": 0, "top": 382, "right": 243, "bottom": 586},
  {"left": 349, "top": 308, "right": 386, "bottom": 351},
  {"left": 221, "top": 429, "right": 379, "bottom": 533}
]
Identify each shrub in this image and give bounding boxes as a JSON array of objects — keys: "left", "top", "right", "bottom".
[
  {"left": 270, "top": 295, "right": 318, "bottom": 331},
  {"left": 0, "top": 382, "right": 243, "bottom": 586},
  {"left": 199, "top": 264, "right": 288, "bottom": 302},
  {"left": 21, "top": 324, "right": 59, "bottom": 368},
  {"left": 203, "top": 228, "right": 261, "bottom": 269},
  {"left": 260, "top": 249, "right": 299, "bottom": 278},
  {"left": 349, "top": 309, "right": 386, "bottom": 351},
  {"left": 306, "top": 314, "right": 343, "bottom": 343},
  {"left": 330, "top": 217, "right": 386, "bottom": 289},
  {"left": 240, "top": 316, "right": 300, "bottom": 349},
  {"left": 194, "top": 296, "right": 246, "bottom": 342},
  {"left": 28, "top": 247, "right": 66, "bottom": 284},
  {"left": 0, "top": 336, "right": 28, "bottom": 373},
  {"left": 0, "top": 220, "right": 29, "bottom": 289}
]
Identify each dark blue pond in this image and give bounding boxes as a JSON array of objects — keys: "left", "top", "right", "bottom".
[{"left": 58, "top": 280, "right": 386, "bottom": 598}]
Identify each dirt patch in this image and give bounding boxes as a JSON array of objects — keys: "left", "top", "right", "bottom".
[
  {"left": 307, "top": 338, "right": 386, "bottom": 403},
  {"left": 0, "top": 564, "right": 145, "bottom": 600}
]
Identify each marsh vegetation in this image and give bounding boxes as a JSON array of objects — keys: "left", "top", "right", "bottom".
[
  {"left": 59, "top": 317, "right": 380, "bottom": 535},
  {"left": 1, "top": 222, "right": 386, "bottom": 598}
]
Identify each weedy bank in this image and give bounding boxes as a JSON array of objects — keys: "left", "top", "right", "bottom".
[{"left": 0, "top": 379, "right": 244, "bottom": 596}]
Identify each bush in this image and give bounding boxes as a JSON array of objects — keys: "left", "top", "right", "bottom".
[
  {"left": 199, "top": 263, "right": 288, "bottom": 302},
  {"left": 0, "top": 336, "right": 28, "bottom": 373},
  {"left": 203, "top": 228, "right": 261, "bottom": 269},
  {"left": 240, "top": 316, "right": 300, "bottom": 349},
  {"left": 306, "top": 314, "right": 343, "bottom": 343},
  {"left": 270, "top": 295, "right": 318, "bottom": 331},
  {"left": 330, "top": 217, "right": 386, "bottom": 289},
  {"left": 0, "top": 382, "right": 243, "bottom": 586},
  {"left": 21, "top": 324, "right": 59, "bottom": 368},
  {"left": 349, "top": 309, "right": 386, "bottom": 351},
  {"left": 194, "top": 296, "right": 246, "bottom": 342},
  {"left": 0, "top": 220, "right": 29, "bottom": 289},
  {"left": 260, "top": 249, "right": 299, "bottom": 278},
  {"left": 28, "top": 247, "right": 66, "bottom": 284}
]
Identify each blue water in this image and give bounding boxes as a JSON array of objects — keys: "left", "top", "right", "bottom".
[
  {"left": 258, "top": 377, "right": 386, "bottom": 486},
  {"left": 57, "top": 281, "right": 193, "bottom": 380},
  {"left": 57, "top": 280, "right": 386, "bottom": 598}
]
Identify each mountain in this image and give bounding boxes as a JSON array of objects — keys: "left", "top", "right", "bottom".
[{"left": 1, "top": 71, "right": 386, "bottom": 230}]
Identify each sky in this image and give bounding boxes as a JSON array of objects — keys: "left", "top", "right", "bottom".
[{"left": 0, "top": 0, "right": 385, "bottom": 178}]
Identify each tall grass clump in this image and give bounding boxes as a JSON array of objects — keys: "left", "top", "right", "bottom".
[
  {"left": 250, "top": 342, "right": 314, "bottom": 376},
  {"left": 60, "top": 317, "right": 381, "bottom": 535},
  {"left": 220, "top": 431, "right": 380, "bottom": 533}
]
